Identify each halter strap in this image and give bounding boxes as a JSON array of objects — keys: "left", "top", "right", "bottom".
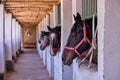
[
  {"left": 52, "top": 44, "right": 60, "bottom": 51},
  {"left": 64, "top": 22, "right": 91, "bottom": 58},
  {"left": 41, "top": 37, "right": 49, "bottom": 46}
]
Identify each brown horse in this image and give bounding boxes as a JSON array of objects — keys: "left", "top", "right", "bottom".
[
  {"left": 47, "top": 25, "right": 61, "bottom": 56},
  {"left": 62, "top": 13, "right": 97, "bottom": 66}
]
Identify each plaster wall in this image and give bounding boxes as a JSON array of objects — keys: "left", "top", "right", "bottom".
[
  {"left": 15, "top": 22, "right": 19, "bottom": 51},
  {"left": 23, "top": 27, "right": 36, "bottom": 43},
  {"left": 104, "top": 0, "right": 120, "bottom": 80},
  {"left": 97, "top": 0, "right": 105, "bottom": 80},
  {"left": 12, "top": 19, "right": 17, "bottom": 57},
  {"left": 0, "top": 3, "right": 5, "bottom": 73},
  {"left": 61, "top": 0, "right": 73, "bottom": 80},
  {"left": 5, "top": 13, "right": 12, "bottom": 60}
]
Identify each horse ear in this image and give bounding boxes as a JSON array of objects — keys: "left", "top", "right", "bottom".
[
  {"left": 73, "top": 14, "right": 77, "bottom": 21},
  {"left": 47, "top": 26, "right": 52, "bottom": 31},
  {"left": 76, "top": 12, "right": 82, "bottom": 22}
]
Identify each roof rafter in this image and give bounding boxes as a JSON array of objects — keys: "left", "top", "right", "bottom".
[{"left": 5, "top": 0, "right": 60, "bottom": 27}]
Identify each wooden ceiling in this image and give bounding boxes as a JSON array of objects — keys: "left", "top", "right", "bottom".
[{"left": 5, "top": 0, "right": 60, "bottom": 27}]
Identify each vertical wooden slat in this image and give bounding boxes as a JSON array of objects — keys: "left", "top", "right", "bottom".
[
  {"left": 82, "top": 0, "right": 84, "bottom": 17},
  {"left": 95, "top": 0, "right": 97, "bottom": 13},
  {"left": 86, "top": 0, "right": 87, "bottom": 17},
  {"left": 83, "top": 0, "right": 84, "bottom": 17},
  {"left": 48, "top": 14, "right": 50, "bottom": 25},
  {"left": 57, "top": 3, "right": 61, "bottom": 25},
  {"left": 90, "top": 0, "right": 92, "bottom": 15},
  {"left": 82, "top": 0, "right": 97, "bottom": 18},
  {"left": 88, "top": 0, "right": 90, "bottom": 15},
  {"left": 84, "top": 0, "right": 86, "bottom": 17}
]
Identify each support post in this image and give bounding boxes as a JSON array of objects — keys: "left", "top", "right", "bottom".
[
  {"left": 0, "top": 3, "right": 5, "bottom": 80},
  {"left": 5, "top": 12, "right": 14, "bottom": 71},
  {"left": 12, "top": 19, "right": 17, "bottom": 62},
  {"left": 61, "top": 0, "right": 73, "bottom": 80}
]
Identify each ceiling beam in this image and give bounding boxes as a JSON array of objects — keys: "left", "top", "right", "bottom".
[
  {"left": 5, "top": 1, "right": 60, "bottom": 5},
  {"left": 12, "top": 12, "right": 46, "bottom": 15},
  {"left": 5, "top": 4, "right": 53, "bottom": 8},
  {"left": 17, "top": 19, "right": 41, "bottom": 23},
  {"left": 5, "top": 7, "right": 52, "bottom": 13},
  {"left": 16, "top": 17, "right": 41, "bottom": 20},
  {"left": 5, "top": 0, "right": 60, "bottom": 27}
]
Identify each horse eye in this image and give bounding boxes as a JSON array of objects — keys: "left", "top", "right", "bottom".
[{"left": 71, "top": 33, "right": 76, "bottom": 37}]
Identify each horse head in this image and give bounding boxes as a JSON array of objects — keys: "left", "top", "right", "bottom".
[
  {"left": 47, "top": 25, "right": 61, "bottom": 56},
  {"left": 39, "top": 31, "right": 50, "bottom": 50},
  {"left": 62, "top": 13, "right": 92, "bottom": 66}
]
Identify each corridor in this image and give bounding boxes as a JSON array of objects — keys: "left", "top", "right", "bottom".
[{"left": 6, "top": 49, "right": 50, "bottom": 80}]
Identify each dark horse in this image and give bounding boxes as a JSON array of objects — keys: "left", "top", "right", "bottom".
[
  {"left": 47, "top": 25, "right": 61, "bottom": 56},
  {"left": 62, "top": 13, "right": 97, "bottom": 66},
  {"left": 39, "top": 31, "right": 50, "bottom": 50}
]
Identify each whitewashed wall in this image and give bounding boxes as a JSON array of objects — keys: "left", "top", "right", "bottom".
[
  {"left": 0, "top": 3, "right": 5, "bottom": 77},
  {"left": 5, "top": 12, "right": 14, "bottom": 71},
  {"left": 15, "top": 22, "right": 19, "bottom": 52},
  {"left": 12, "top": 19, "right": 17, "bottom": 61},
  {"left": 61, "top": 0, "right": 73, "bottom": 80},
  {"left": 18, "top": 24, "right": 21, "bottom": 50},
  {"left": 5, "top": 13, "right": 12, "bottom": 61},
  {"left": 98, "top": 0, "right": 120, "bottom": 80}
]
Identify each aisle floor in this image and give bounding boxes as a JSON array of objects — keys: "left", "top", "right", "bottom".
[{"left": 6, "top": 49, "right": 50, "bottom": 80}]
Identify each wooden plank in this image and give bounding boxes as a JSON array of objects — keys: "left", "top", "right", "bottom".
[
  {"left": 5, "top": 4, "right": 53, "bottom": 8},
  {"left": 5, "top": 1, "right": 59, "bottom": 5},
  {"left": 5, "top": 7, "right": 53, "bottom": 13},
  {"left": 18, "top": 19, "right": 41, "bottom": 22},
  {"left": 12, "top": 12, "right": 46, "bottom": 15},
  {"left": 5, "top": 0, "right": 60, "bottom": 26},
  {"left": 20, "top": 22, "right": 39, "bottom": 25}
]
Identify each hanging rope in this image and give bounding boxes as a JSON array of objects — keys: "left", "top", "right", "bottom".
[{"left": 78, "top": 14, "right": 98, "bottom": 68}]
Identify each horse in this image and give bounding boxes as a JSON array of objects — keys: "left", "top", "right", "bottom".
[
  {"left": 39, "top": 31, "right": 50, "bottom": 50},
  {"left": 62, "top": 13, "right": 97, "bottom": 66},
  {"left": 47, "top": 25, "right": 61, "bottom": 56}
]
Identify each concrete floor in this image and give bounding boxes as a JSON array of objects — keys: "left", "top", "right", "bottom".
[{"left": 6, "top": 49, "right": 50, "bottom": 80}]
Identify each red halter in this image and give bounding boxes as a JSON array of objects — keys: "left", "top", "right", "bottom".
[
  {"left": 41, "top": 37, "right": 49, "bottom": 46},
  {"left": 64, "top": 22, "right": 91, "bottom": 58},
  {"left": 52, "top": 44, "right": 60, "bottom": 51}
]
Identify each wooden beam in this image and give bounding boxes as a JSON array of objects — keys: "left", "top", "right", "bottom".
[
  {"left": 16, "top": 17, "right": 41, "bottom": 20},
  {"left": 5, "top": 7, "right": 53, "bottom": 13},
  {"left": 6, "top": 9, "right": 50, "bottom": 12},
  {"left": 4, "top": 0, "right": 60, "bottom": 27},
  {"left": 18, "top": 19, "right": 41, "bottom": 22},
  {"left": 5, "top": 1, "right": 60, "bottom": 5},
  {"left": 5, "top": 4, "right": 53, "bottom": 8},
  {"left": 13, "top": 15, "right": 42, "bottom": 17},
  {"left": 12, "top": 12, "right": 45, "bottom": 16}
]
